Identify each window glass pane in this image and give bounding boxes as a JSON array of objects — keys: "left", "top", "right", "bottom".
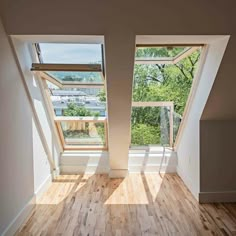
[
  {"left": 61, "top": 121, "right": 106, "bottom": 147},
  {"left": 135, "top": 46, "right": 188, "bottom": 59},
  {"left": 131, "top": 107, "right": 170, "bottom": 146},
  {"left": 47, "top": 81, "right": 106, "bottom": 117},
  {"left": 173, "top": 111, "right": 182, "bottom": 143},
  {"left": 133, "top": 49, "right": 201, "bottom": 103},
  {"left": 46, "top": 71, "right": 103, "bottom": 84},
  {"left": 39, "top": 43, "right": 102, "bottom": 64}
]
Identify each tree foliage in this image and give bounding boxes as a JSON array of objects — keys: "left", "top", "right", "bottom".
[
  {"left": 63, "top": 103, "right": 99, "bottom": 117},
  {"left": 131, "top": 124, "right": 160, "bottom": 145},
  {"left": 97, "top": 89, "right": 106, "bottom": 102},
  {"left": 133, "top": 49, "right": 200, "bottom": 115},
  {"left": 132, "top": 48, "right": 201, "bottom": 145}
]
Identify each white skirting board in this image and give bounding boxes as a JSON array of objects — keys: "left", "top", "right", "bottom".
[
  {"left": 60, "top": 165, "right": 110, "bottom": 174},
  {"left": 34, "top": 174, "right": 52, "bottom": 201},
  {"left": 176, "top": 165, "right": 199, "bottom": 201},
  {"left": 2, "top": 174, "right": 52, "bottom": 236}
]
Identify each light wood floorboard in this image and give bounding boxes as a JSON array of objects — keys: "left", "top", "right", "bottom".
[{"left": 17, "top": 174, "right": 236, "bottom": 236}]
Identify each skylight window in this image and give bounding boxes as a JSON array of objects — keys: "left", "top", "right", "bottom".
[
  {"left": 32, "top": 42, "right": 107, "bottom": 150},
  {"left": 131, "top": 44, "right": 202, "bottom": 147},
  {"left": 39, "top": 43, "right": 102, "bottom": 64}
]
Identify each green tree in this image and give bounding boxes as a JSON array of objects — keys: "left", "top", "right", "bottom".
[
  {"left": 131, "top": 124, "right": 160, "bottom": 145},
  {"left": 63, "top": 103, "right": 99, "bottom": 117},
  {"left": 97, "top": 89, "right": 106, "bottom": 102},
  {"left": 133, "top": 49, "right": 200, "bottom": 115}
]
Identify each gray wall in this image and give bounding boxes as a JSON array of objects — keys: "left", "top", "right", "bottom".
[{"left": 200, "top": 121, "right": 236, "bottom": 193}]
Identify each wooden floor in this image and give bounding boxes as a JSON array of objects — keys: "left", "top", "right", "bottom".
[{"left": 17, "top": 174, "right": 236, "bottom": 236}]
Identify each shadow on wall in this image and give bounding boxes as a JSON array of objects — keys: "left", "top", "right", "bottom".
[
  {"left": 0, "top": 20, "right": 36, "bottom": 235},
  {"left": 11, "top": 37, "right": 62, "bottom": 173},
  {"left": 0, "top": 27, "right": 61, "bottom": 234},
  {"left": 16, "top": 173, "right": 236, "bottom": 235},
  {"left": 11, "top": 36, "right": 62, "bottom": 190},
  {"left": 128, "top": 147, "right": 177, "bottom": 173}
]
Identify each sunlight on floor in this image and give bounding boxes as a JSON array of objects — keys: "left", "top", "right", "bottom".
[
  {"left": 37, "top": 175, "right": 91, "bottom": 205},
  {"left": 104, "top": 173, "right": 163, "bottom": 205},
  {"left": 36, "top": 173, "right": 165, "bottom": 205},
  {"left": 18, "top": 173, "right": 236, "bottom": 235}
]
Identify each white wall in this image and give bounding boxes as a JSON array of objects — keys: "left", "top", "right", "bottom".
[
  {"left": 32, "top": 119, "right": 51, "bottom": 194},
  {"left": 60, "top": 148, "right": 177, "bottom": 174},
  {"left": 176, "top": 37, "right": 229, "bottom": 200},
  {"left": 11, "top": 38, "right": 62, "bottom": 173},
  {"left": 0, "top": 18, "right": 59, "bottom": 235},
  {"left": 105, "top": 32, "right": 136, "bottom": 177},
  {"left": 0, "top": 19, "right": 34, "bottom": 235}
]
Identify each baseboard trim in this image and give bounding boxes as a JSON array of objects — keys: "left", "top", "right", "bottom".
[
  {"left": 199, "top": 191, "right": 236, "bottom": 203},
  {"left": 176, "top": 165, "right": 199, "bottom": 201},
  {"left": 2, "top": 195, "right": 36, "bottom": 236},
  {"left": 35, "top": 174, "right": 52, "bottom": 201},
  {"left": 109, "top": 169, "right": 128, "bottom": 178},
  {"left": 60, "top": 165, "right": 109, "bottom": 174}
]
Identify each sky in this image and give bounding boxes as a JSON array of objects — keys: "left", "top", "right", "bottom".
[{"left": 39, "top": 43, "right": 102, "bottom": 64}]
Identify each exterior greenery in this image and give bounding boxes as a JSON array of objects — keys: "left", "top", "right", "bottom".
[
  {"left": 64, "top": 103, "right": 99, "bottom": 117},
  {"left": 133, "top": 48, "right": 200, "bottom": 115},
  {"left": 131, "top": 107, "right": 169, "bottom": 146},
  {"left": 130, "top": 48, "right": 201, "bottom": 145}
]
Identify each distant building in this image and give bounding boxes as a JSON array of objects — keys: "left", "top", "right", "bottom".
[{"left": 50, "top": 89, "right": 106, "bottom": 116}]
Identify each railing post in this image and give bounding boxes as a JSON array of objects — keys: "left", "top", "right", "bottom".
[{"left": 169, "top": 103, "right": 174, "bottom": 147}]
